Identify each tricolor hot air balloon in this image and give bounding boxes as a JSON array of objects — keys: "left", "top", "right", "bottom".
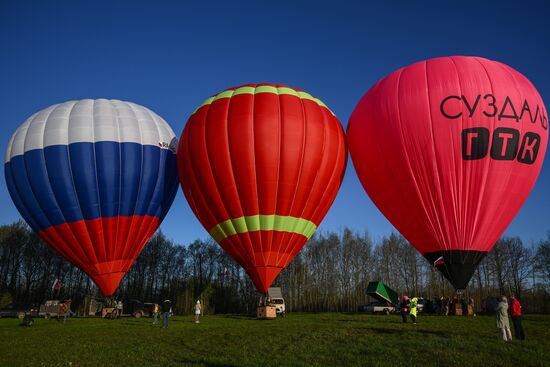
[
  {"left": 178, "top": 84, "right": 347, "bottom": 293},
  {"left": 4, "top": 99, "right": 179, "bottom": 296},
  {"left": 348, "top": 56, "right": 548, "bottom": 290}
]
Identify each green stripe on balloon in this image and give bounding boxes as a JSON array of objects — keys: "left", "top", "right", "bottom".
[
  {"left": 192, "top": 86, "right": 334, "bottom": 115},
  {"left": 209, "top": 214, "right": 318, "bottom": 243}
]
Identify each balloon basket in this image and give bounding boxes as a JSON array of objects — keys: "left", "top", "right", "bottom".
[
  {"left": 256, "top": 306, "right": 277, "bottom": 319},
  {"left": 101, "top": 307, "right": 115, "bottom": 318}
]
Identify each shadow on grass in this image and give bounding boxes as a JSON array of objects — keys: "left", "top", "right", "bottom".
[
  {"left": 119, "top": 321, "right": 147, "bottom": 326},
  {"left": 368, "top": 327, "right": 452, "bottom": 338},
  {"left": 337, "top": 317, "right": 403, "bottom": 324},
  {"left": 170, "top": 340, "right": 240, "bottom": 367},
  {"left": 175, "top": 357, "right": 238, "bottom": 367},
  {"left": 220, "top": 315, "right": 256, "bottom": 321}
]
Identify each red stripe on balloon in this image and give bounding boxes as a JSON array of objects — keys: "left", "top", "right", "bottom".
[
  {"left": 219, "top": 230, "right": 309, "bottom": 292},
  {"left": 38, "top": 215, "right": 160, "bottom": 296}
]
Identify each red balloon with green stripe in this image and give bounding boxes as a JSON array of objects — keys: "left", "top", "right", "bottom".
[{"left": 178, "top": 84, "right": 347, "bottom": 292}]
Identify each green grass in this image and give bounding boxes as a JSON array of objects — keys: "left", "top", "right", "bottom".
[{"left": 0, "top": 313, "right": 548, "bottom": 367}]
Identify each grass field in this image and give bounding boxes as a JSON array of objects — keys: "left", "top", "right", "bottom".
[{"left": 0, "top": 313, "right": 548, "bottom": 367}]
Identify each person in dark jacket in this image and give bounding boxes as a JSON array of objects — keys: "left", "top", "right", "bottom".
[
  {"left": 399, "top": 295, "right": 409, "bottom": 323},
  {"left": 461, "top": 298, "right": 467, "bottom": 315},
  {"left": 509, "top": 294, "right": 525, "bottom": 340},
  {"left": 162, "top": 299, "right": 171, "bottom": 329}
]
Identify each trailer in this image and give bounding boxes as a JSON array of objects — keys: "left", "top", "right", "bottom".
[
  {"left": 366, "top": 281, "right": 399, "bottom": 307},
  {"left": 39, "top": 300, "right": 71, "bottom": 319}
]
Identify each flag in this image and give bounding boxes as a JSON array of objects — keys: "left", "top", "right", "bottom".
[
  {"left": 433, "top": 256, "right": 445, "bottom": 267},
  {"left": 52, "top": 278, "right": 62, "bottom": 292}
]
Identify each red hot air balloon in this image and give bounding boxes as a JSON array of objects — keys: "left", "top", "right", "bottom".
[
  {"left": 5, "top": 100, "right": 179, "bottom": 296},
  {"left": 178, "top": 84, "right": 347, "bottom": 293},
  {"left": 348, "top": 56, "right": 548, "bottom": 290}
]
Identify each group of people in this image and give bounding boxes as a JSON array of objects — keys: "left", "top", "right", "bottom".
[
  {"left": 399, "top": 295, "right": 418, "bottom": 324},
  {"left": 151, "top": 299, "right": 202, "bottom": 328},
  {"left": 151, "top": 299, "right": 172, "bottom": 328},
  {"left": 60, "top": 292, "right": 527, "bottom": 341},
  {"left": 437, "top": 296, "right": 475, "bottom": 316},
  {"left": 398, "top": 292, "right": 526, "bottom": 342},
  {"left": 495, "top": 294, "right": 525, "bottom": 342}
]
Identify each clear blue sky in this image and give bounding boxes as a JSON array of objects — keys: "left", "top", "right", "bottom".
[{"left": 1, "top": 0, "right": 548, "bottom": 247}]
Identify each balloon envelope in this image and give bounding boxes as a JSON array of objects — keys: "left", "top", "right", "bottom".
[
  {"left": 178, "top": 84, "right": 347, "bottom": 292},
  {"left": 5, "top": 99, "right": 179, "bottom": 296},
  {"left": 348, "top": 56, "right": 548, "bottom": 289}
]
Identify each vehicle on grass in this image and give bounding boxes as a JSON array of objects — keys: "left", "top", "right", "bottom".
[
  {"left": 359, "top": 301, "right": 396, "bottom": 314},
  {"left": 0, "top": 303, "right": 38, "bottom": 319},
  {"left": 39, "top": 300, "right": 71, "bottom": 319},
  {"left": 416, "top": 297, "right": 426, "bottom": 313},
  {"left": 267, "top": 287, "right": 286, "bottom": 316},
  {"left": 125, "top": 299, "right": 156, "bottom": 318},
  {"left": 366, "top": 281, "right": 400, "bottom": 314},
  {"left": 100, "top": 300, "right": 124, "bottom": 319},
  {"left": 81, "top": 296, "right": 123, "bottom": 317}
]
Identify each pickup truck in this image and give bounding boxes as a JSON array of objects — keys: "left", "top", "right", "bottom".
[
  {"left": 359, "top": 301, "right": 396, "bottom": 314},
  {"left": 0, "top": 303, "right": 38, "bottom": 318}
]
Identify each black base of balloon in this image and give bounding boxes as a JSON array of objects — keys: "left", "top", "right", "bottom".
[{"left": 423, "top": 250, "right": 487, "bottom": 290}]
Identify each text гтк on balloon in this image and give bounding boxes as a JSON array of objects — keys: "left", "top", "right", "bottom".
[{"left": 440, "top": 94, "right": 547, "bottom": 164}]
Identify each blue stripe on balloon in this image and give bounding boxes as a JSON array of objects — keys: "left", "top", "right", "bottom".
[
  {"left": 4, "top": 142, "right": 177, "bottom": 232},
  {"left": 44, "top": 146, "right": 85, "bottom": 223},
  {"left": 68, "top": 143, "right": 101, "bottom": 220},
  {"left": 95, "top": 140, "right": 120, "bottom": 218},
  {"left": 159, "top": 152, "right": 179, "bottom": 219},
  {"left": 4, "top": 162, "right": 41, "bottom": 232},
  {"left": 120, "top": 143, "right": 142, "bottom": 218},
  {"left": 146, "top": 146, "right": 179, "bottom": 219},
  {"left": 133, "top": 143, "right": 160, "bottom": 217},
  {"left": 5, "top": 155, "right": 52, "bottom": 231}
]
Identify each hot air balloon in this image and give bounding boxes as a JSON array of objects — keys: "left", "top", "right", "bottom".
[
  {"left": 178, "top": 84, "right": 347, "bottom": 293},
  {"left": 348, "top": 56, "right": 548, "bottom": 290},
  {"left": 5, "top": 99, "right": 179, "bottom": 296}
]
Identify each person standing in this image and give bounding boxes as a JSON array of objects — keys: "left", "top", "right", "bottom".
[
  {"left": 62, "top": 300, "right": 75, "bottom": 323},
  {"left": 461, "top": 298, "right": 467, "bottom": 316},
  {"left": 399, "top": 295, "right": 409, "bottom": 323},
  {"left": 468, "top": 297, "right": 476, "bottom": 316},
  {"left": 409, "top": 297, "right": 418, "bottom": 324},
  {"left": 152, "top": 303, "right": 159, "bottom": 325},
  {"left": 510, "top": 294, "right": 525, "bottom": 340},
  {"left": 194, "top": 300, "right": 202, "bottom": 323},
  {"left": 443, "top": 297, "right": 450, "bottom": 316},
  {"left": 495, "top": 296, "right": 512, "bottom": 341},
  {"left": 115, "top": 300, "right": 123, "bottom": 319},
  {"left": 162, "top": 299, "right": 171, "bottom": 329}
]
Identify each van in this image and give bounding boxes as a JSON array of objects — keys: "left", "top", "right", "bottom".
[{"left": 267, "top": 287, "right": 286, "bottom": 316}]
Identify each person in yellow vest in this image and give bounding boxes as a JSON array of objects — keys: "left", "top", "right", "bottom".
[
  {"left": 409, "top": 297, "right": 418, "bottom": 324},
  {"left": 152, "top": 303, "right": 159, "bottom": 324}
]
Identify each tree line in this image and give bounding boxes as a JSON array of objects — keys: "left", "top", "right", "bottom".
[{"left": 1, "top": 221, "right": 549, "bottom": 314}]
